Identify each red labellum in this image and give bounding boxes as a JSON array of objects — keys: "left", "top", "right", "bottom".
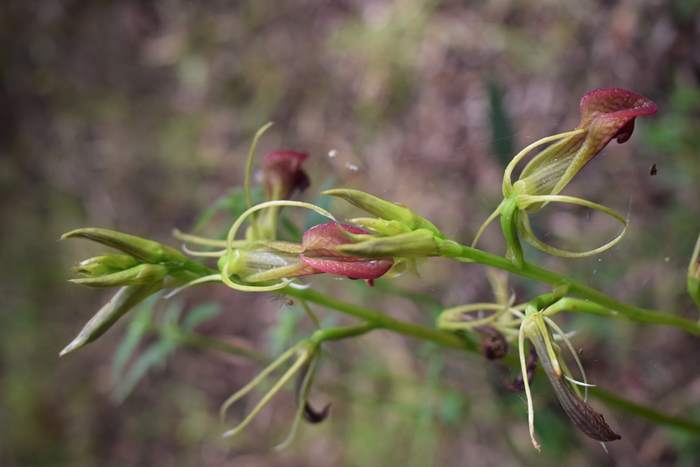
[
  {"left": 302, "top": 222, "right": 368, "bottom": 256},
  {"left": 300, "top": 223, "right": 393, "bottom": 280},
  {"left": 578, "top": 88, "right": 658, "bottom": 155},
  {"left": 299, "top": 255, "right": 393, "bottom": 280}
]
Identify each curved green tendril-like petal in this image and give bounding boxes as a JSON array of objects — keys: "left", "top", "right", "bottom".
[
  {"left": 173, "top": 229, "right": 229, "bottom": 248},
  {"left": 164, "top": 274, "right": 222, "bottom": 299},
  {"left": 220, "top": 201, "right": 335, "bottom": 292},
  {"left": 518, "top": 318, "right": 540, "bottom": 451},
  {"left": 244, "top": 122, "right": 275, "bottom": 210},
  {"left": 437, "top": 303, "right": 507, "bottom": 331},
  {"left": 544, "top": 316, "right": 590, "bottom": 401},
  {"left": 219, "top": 344, "right": 301, "bottom": 423},
  {"left": 275, "top": 354, "right": 319, "bottom": 450},
  {"left": 472, "top": 201, "right": 504, "bottom": 248},
  {"left": 516, "top": 194, "right": 627, "bottom": 258},
  {"left": 534, "top": 314, "right": 561, "bottom": 377},
  {"left": 222, "top": 347, "right": 309, "bottom": 439}
]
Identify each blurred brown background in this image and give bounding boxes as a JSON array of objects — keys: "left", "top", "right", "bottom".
[{"left": 2, "top": 1, "right": 700, "bottom": 466}]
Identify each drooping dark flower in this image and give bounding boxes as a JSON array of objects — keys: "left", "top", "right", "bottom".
[{"left": 262, "top": 151, "right": 310, "bottom": 200}]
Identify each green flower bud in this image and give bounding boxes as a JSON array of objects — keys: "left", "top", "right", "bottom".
[
  {"left": 62, "top": 228, "right": 187, "bottom": 265},
  {"left": 75, "top": 254, "right": 140, "bottom": 277},
  {"left": 70, "top": 263, "right": 169, "bottom": 287},
  {"left": 323, "top": 189, "right": 442, "bottom": 237}
]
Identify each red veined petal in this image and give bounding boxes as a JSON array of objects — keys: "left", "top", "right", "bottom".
[
  {"left": 300, "top": 255, "right": 393, "bottom": 280},
  {"left": 578, "top": 88, "right": 657, "bottom": 154},
  {"left": 302, "top": 222, "right": 369, "bottom": 257}
]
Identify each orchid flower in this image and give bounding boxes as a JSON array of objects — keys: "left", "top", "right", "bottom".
[
  {"left": 256, "top": 150, "right": 311, "bottom": 239},
  {"left": 173, "top": 198, "right": 396, "bottom": 295},
  {"left": 474, "top": 88, "right": 658, "bottom": 259},
  {"left": 262, "top": 150, "right": 310, "bottom": 200}
]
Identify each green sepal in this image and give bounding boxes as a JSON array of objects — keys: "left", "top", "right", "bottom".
[
  {"left": 499, "top": 197, "right": 524, "bottom": 267},
  {"left": 689, "top": 234, "right": 700, "bottom": 312},
  {"left": 335, "top": 229, "right": 439, "bottom": 258},
  {"left": 323, "top": 189, "right": 443, "bottom": 237},
  {"left": 70, "top": 263, "right": 169, "bottom": 287},
  {"left": 348, "top": 217, "right": 412, "bottom": 236},
  {"left": 689, "top": 277, "right": 700, "bottom": 310},
  {"left": 62, "top": 228, "right": 187, "bottom": 265}
]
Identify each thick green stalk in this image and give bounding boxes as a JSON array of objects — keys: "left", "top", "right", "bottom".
[{"left": 310, "top": 323, "right": 378, "bottom": 344}]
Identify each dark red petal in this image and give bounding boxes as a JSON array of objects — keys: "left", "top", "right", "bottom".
[
  {"left": 262, "top": 151, "right": 310, "bottom": 199},
  {"left": 299, "top": 255, "right": 393, "bottom": 280},
  {"left": 263, "top": 151, "right": 308, "bottom": 170},
  {"left": 302, "top": 222, "right": 369, "bottom": 256},
  {"left": 578, "top": 88, "right": 657, "bottom": 154}
]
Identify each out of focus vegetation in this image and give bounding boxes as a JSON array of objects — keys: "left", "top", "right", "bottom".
[{"left": 1, "top": 1, "right": 699, "bottom": 466}]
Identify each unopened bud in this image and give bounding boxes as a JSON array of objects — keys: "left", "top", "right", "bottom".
[
  {"left": 323, "top": 189, "right": 442, "bottom": 237},
  {"left": 62, "top": 228, "right": 187, "bottom": 264},
  {"left": 75, "top": 254, "right": 139, "bottom": 277},
  {"left": 70, "top": 263, "right": 168, "bottom": 287}
]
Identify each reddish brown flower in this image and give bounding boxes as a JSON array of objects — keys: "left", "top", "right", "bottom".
[
  {"left": 262, "top": 151, "right": 310, "bottom": 200},
  {"left": 514, "top": 88, "right": 658, "bottom": 198},
  {"left": 578, "top": 87, "right": 658, "bottom": 155}
]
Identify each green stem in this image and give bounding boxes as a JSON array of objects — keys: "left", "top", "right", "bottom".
[
  {"left": 282, "top": 287, "right": 477, "bottom": 352},
  {"left": 542, "top": 297, "right": 700, "bottom": 334},
  {"left": 310, "top": 322, "right": 378, "bottom": 344},
  {"left": 288, "top": 287, "right": 700, "bottom": 437},
  {"left": 163, "top": 254, "right": 700, "bottom": 434},
  {"left": 438, "top": 240, "right": 700, "bottom": 336},
  {"left": 162, "top": 269, "right": 700, "bottom": 437},
  {"left": 589, "top": 386, "right": 700, "bottom": 435}
]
